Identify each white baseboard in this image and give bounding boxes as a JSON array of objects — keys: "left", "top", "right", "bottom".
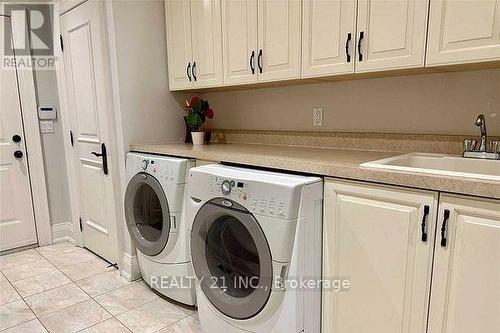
[
  {"left": 51, "top": 222, "right": 75, "bottom": 244},
  {"left": 121, "top": 252, "right": 141, "bottom": 282}
]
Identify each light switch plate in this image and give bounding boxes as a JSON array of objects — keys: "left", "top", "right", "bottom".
[
  {"left": 313, "top": 107, "right": 323, "bottom": 127},
  {"left": 40, "top": 120, "right": 54, "bottom": 133}
]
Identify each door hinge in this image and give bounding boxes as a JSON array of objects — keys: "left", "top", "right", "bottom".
[
  {"left": 79, "top": 217, "right": 83, "bottom": 231},
  {"left": 60, "top": 34, "right": 64, "bottom": 52},
  {"left": 69, "top": 130, "right": 74, "bottom": 146}
]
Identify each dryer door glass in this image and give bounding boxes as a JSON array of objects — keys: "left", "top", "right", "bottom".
[
  {"left": 191, "top": 200, "right": 273, "bottom": 320},
  {"left": 124, "top": 173, "right": 171, "bottom": 256}
]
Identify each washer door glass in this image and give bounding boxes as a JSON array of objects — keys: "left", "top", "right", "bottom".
[
  {"left": 124, "top": 173, "right": 170, "bottom": 256},
  {"left": 191, "top": 200, "right": 273, "bottom": 320}
]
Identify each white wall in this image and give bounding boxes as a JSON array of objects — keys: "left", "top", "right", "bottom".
[
  {"left": 107, "top": 0, "right": 186, "bottom": 279},
  {"left": 32, "top": 7, "right": 72, "bottom": 231},
  {"left": 203, "top": 69, "right": 500, "bottom": 136}
]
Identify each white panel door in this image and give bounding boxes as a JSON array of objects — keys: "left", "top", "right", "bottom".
[
  {"left": 61, "top": 1, "right": 119, "bottom": 264},
  {"left": 257, "top": 0, "right": 301, "bottom": 82},
  {"left": 191, "top": 0, "right": 224, "bottom": 88},
  {"left": 322, "top": 180, "right": 437, "bottom": 333},
  {"left": 428, "top": 195, "right": 500, "bottom": 333},
  {"left": 355, "top": 0, "right": 429, "bottom": 73},
  {"left": 0, "top": 16, "right": 37, "bottom": 251},
  {"left": 302, "top": 0, "right": 357, "bottom": 77},
  {"left": 165, "top": 0, "right": 194, "bottom": 90},
  {"left": 222, "top": 0, "right": 258, "bottom": 85},
  {"left": 426, "top": 0, "right": 500, "bottom": 66}
]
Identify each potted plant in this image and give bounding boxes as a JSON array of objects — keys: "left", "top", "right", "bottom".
[{"left": 184, "top": 96, "right": 214, "bottom": 145}]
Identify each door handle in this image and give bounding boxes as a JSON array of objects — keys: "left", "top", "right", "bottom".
[
  {"left": 250, "top": 50, "right": 255, "bottom": 74},
  {"left": 421, "top": 205, "right": 430, "bottom": 242},
  {"left": 440, "top": 209, "right": 450, "bottom": 247},
  {"left": 192, "top": 61, "right": 197, "bottom": 81},
  {"left": 257, "top": 49, "right": 263, "bottom": 74},
  {"left": 358, "top": 31, "right": 364, "bottom": 62},
  {"left": 14, "top": 150, "right": 23, "bottom": 159},
  {"left": 91, "top": 143, "right": 108, "bottom": 175},
  {"left": 345, "top": 33, "right": 352, "bottom": 63},
  {"left": 12, "top": 135, "right": 22, "bottom": 143},
  {"left": 187, "top": 62, "right": 192, "bottom": 82}
]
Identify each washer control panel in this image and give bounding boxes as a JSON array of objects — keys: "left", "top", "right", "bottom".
[
  {"left": 127, "top": 153, "right": 191, "bottom": 184},
  {"left": 209, "top": 175, "right": 289, "bottom": 218}
]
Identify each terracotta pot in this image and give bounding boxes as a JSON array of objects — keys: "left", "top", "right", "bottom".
[{"left": 191, "top": 131, "right": 204, "bottom": 145}]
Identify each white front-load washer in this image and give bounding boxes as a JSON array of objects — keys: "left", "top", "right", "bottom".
[
  {"left": 186, "top": 164, "right": 323, "bottom": 333},
  {"left": 125, "top": 152, "right": 196, "bottom": 305}
]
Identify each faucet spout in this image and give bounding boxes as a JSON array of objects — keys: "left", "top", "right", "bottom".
[{"left": 475, "top": 114, "right": 487, "bottom": 152}]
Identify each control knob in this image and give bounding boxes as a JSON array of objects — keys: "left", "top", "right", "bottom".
[
  {"left": 141, "top": 159, "right": 149, "bottom": 170},
  {"left": 221, "top": 180, "right": 231, "bottom": 195}
]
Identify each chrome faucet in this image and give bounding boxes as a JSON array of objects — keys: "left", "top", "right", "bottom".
[
  {"left": 463, "top": 114, "right": 499, "bottom": 160},
  {"left": 475, "top": 114, "right": 487, "bottom": 152}
]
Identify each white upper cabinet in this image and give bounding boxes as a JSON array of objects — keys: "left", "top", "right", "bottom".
[
  {"left": 428, "top": 195, "right": 500, "bottom": 333},
  {"left": 222, "top": 0, "right": 258, "bottom": 85},
  {"left": 323, "top": 179, "right": 437, "bottom": 333},
  {"left": 257, "top": 0, "right": 302, "bottom": 82},
  {"left": 165, "top": 0, "right": 193, "bottom": 90},
  {"left": 426, "top": 0, "right": 500, "bottom": 66},
  {"left": 302, "top": 0, "right": 357, "bottom": 77},
  {"left": 191, "top": 0, "right": 223, "bottom": 88},
  {"left": 355, "top": 0, "right": 429, "bottom": 73},
  {"left": 165, "top": 0, "right": 223, "bottom": 90}
]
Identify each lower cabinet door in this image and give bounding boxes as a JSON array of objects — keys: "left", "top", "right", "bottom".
[
  {"left": 322, "top": 179, "right": 437, "bottom": 333},
  {"left": 428, "top": 194, "right": 500, "bottom": 333}
]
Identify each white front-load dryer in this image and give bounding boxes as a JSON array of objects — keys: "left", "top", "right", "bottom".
[
  {"left": 125, "top": 152, "right": 196, "bottom": 305},
  {"left": 186, "top": 164, "right": 323, "bottom": 333}
]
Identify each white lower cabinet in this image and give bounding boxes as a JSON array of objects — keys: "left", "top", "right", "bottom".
[
  {"left": 323, "top": 179, "right": 500, "bottom": 333},
  {"left": 428, "top": 195, "right": 500, "bottom": 333},
  {"left": 323, "top": 179, "right": 437, "bottom": 333}
]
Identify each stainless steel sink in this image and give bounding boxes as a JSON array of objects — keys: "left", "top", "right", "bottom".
[{"left": 361, "top": 153, "right": 500, "bottom": 181}]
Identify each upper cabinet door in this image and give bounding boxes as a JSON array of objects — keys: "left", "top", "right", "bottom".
[
  {"left": 428, "top": 195, "right": 500, "bottom": 333},
  {"left": 323, "top": 179, "right": 437, "bottom": 333},
  {"left": 426, "top": 0, "right": 500, "bottom": 66},
  {"left": 222, "top": 0, "right": 258, "bottom": 85},
  {"left": 257, "top": 0, "right": 301, "bottom": 82},
  {"left": 165, "top": 0, "right": 193, "bottom": 91},
  {"left": 302, "top": 0, "right": 357, "bottom": 77},
  {"left": 191, "top": 0, "right": 224, "bottom": 88},
  {"left": 355, "top": 0, "right": 429, "bottom": 73}
]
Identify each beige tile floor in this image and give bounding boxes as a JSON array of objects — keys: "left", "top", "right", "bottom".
[{"left": 0, "top": 243, "right": 200, "bottom": 333}]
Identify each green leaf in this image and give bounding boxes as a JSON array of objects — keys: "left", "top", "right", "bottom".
[{"left": 186, "top": 112, "right": 202, "bottom": 129}]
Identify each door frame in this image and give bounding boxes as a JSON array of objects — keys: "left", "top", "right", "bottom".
[
  {"left": 53, "top": 0, "right": 124, "bottom": 266},
  {"left": 0, "top": 4, "right": 52, "bottom": 246}
]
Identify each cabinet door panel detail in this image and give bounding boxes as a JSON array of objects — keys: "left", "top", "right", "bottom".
[
  {"left": 426, "top": 0, "right": 500, "bottom": 65},
  {"left": 356, "top": 0, "right": 429, "bottom": 72},
  {"left": 322, "top": 180, "right": 436, "bottom": 333},
  {"left": 302, "top": 0, "right": 356, "bottom": 77},
  {"left": 222, "top": 0, "right": 258, "bottom": 85},
  {"left": 428, "top": 195, "right": 500, "bottom": 333}
]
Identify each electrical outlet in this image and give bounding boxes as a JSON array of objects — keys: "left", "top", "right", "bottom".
[{"left": 313, "top": 107, "right": 323, "bottom": 127}]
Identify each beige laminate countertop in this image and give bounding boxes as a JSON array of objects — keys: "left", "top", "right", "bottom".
[{"left": 130, "top": 143, "right": 500, "bottom": 200}]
